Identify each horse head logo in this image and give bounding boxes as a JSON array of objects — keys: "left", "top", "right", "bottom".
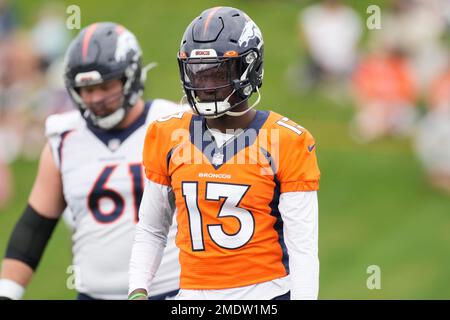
[{"left": 238, "top": 20, "right": 262, "bottom": 48}]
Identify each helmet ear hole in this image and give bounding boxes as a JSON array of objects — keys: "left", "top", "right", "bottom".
[
  {"left": 243, "top": 85, "right": 252, "bottom": 96},
  {"left": 245, "top": 52, "right": 257, "bottom": 64}
]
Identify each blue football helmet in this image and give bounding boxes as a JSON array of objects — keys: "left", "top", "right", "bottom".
[
  {"left": 178, "top": 7, "right": 264, "bottom": 118},
  {"left": 64, "top": 22, "right": 145, "bottom": 129}
]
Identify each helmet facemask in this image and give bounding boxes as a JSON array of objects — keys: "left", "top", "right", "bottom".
[
  {"left": 79, "top": 84, "right": 126, "bottom": 130},
  {"left": 179, "top": 49, "right": 262, "bottom": 118}
]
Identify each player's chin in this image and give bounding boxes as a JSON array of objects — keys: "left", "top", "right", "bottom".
[
  {"left": 89, "top": 107, "right": 116, "bottom": 118},
  {"left": 196, "top": 91, "right": 230, "bottom": 103},
  {"left": 196, "top": 97, "right": 228, "bottom": 103}
]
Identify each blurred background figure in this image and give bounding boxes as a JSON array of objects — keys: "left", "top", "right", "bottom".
[
  {"left": 0, "top": 34, "right": 46, "bottom": 161},
  {"left": 0, "top": 1, "right": 72, "bottom": 163},
  {"left": 0, "top": 0, "right": 26, "bottom": 203},
  {"left": 0, "top": 0, "right": 72, "bottom": 209},
  {"left": 23, "top": 2, "right": 71, "bottom": 159},
  {"left": 350, "top": 46, "right": 418, "bottom": 142},
  {"left": 30, "top": 2, "right": 70, "bottom": 72},
  {"left": 414, "top": 58, "right": 450, "bottom": 194},
  {"left": 297, "top": 0, "right": 362, "bottom": 100},
  {"left": 372, "top": 0, "right": 448, "bottom": 95},
  {"left": 0, "top": 0, "right": 17, "bottom": 41},
  {"left": 0, "top": 157, "right": 12, "bottom": 210},
  {"left": 349, "top": 0, "right": 449, "bottom": 143}
]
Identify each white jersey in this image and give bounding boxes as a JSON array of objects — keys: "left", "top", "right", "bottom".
[{"left": 45, "top": 99, "right": 182, "bottom": 299}]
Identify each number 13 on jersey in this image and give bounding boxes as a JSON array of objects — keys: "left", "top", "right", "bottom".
[{"left": 182, "top": 182, "right": 255, "bottom": 251}]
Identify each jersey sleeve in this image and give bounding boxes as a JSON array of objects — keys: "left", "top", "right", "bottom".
[
  {"left": 148, "top": 99, "right": 190, "bottom": 121},
  {"left": 276, "top": 128, "right": 320, "bottom": 193},
  {"left": 142, "top": 122, "right": 171, "bottom": 186},
  {"left": 279, "top": 190, "right": 319, "bottom": 299},
  {"left": 129, "top": 178, "right": 175, "bottom": 293}
]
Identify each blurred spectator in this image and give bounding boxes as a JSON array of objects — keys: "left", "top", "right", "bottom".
[
  {"left": 414, "top": 60, "right": 450, "bottom": 193},
  {"left": 0, "top": 34, "right": 42, "bottom": 162},
  {"left": 350, "top": 48, "right": 418, "bottom": 142},
  {"left": 372, "top": 0, "right": 448, "bottom": 94},
  {"left": 424, "top": 0, "right": 450, "bottom": 31},
  {"left": 428, "top": 61, "right": 450, "bottom": 112},
  {"left": 21, "top": 57, "right": 73, "bottom": 160},
  {"left": 0, "top": 2, "right": 72, "bottom": 162},
  {"left": 0, "top": 154, "right": 12, "bottom": 210},
  {"left": 0, "top": 0, "right": 72, "bottom": 212},
  {"left": 298, "top": 0, "right": 362, "bottom": 91},
  {"left": 0, "top": 0, "right": 17, "bottom": 41},
  {"left": 30, "top": 2, "right": 70, "bottom": 71}
]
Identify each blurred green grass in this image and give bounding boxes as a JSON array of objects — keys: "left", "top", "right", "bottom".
[{"left": 1, "top": 0, "right": 449, "bottom": 299}]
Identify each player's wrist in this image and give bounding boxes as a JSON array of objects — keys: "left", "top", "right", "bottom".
[
  {"left": 0, "top": 279, "right": 25, "bottom": 300},
  {"left": 128, "top": 288, "right": 148, "bottom": 300}
]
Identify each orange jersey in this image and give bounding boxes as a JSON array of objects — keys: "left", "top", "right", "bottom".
[
  {"left": 352, "top": 54, "right": 417, "bottom": 104},
  {"left": 142, "top": 110, "right": 320, "bottom": 289}
]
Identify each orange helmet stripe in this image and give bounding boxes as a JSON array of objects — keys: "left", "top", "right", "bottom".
[
  {"left": 203, "top": 7, "right": 222, "bottom": 36},
  {"left": 82, "top": 23, "right": 99, "bottom": 61}
]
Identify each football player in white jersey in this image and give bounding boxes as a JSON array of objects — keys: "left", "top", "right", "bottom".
[{"left": 0, "top": 22, "right": 181, "bottom": 300}]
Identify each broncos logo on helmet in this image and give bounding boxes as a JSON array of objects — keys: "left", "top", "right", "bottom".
[{"left": 238, "top": 20, "right": 263, "bottom": 48}]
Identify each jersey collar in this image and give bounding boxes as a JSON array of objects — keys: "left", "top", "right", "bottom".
[
  {"left": 189, "top": 110, "right": 270, "bottom": 169},
  {"left": 86, "top": 100, "right": 152, "bottom": 151}
]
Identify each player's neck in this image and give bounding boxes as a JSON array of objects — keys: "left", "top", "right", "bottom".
[
  {"left": 116, "top": 99, "right": 145, "bottom": 129},
  {"left": 205, "top": 105, "right": 256, "bottom": 133}
]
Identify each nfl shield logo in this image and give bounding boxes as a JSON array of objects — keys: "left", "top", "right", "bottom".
[
  {"left": 212, "top": 152, "right": 224, "bottom": 166},
  {"left": 108, "top": 138, "right": 121, "bottom": 151}
]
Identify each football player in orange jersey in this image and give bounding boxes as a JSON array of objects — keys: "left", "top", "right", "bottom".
[{"left": 129, "top": 7, "right": 320, "bottom": 300}]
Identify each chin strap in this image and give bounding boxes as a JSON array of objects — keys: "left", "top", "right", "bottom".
[
  {"left": 194, "top": 88, "right": 236, "bottom": 119},
  {"left": 204, "top": 87, "right": 261, "bottom": 119},
  {"left": 179, "top": 94, "right": 187, "bottom": 106},
  {"left": 141, "top": 62, "right": 158, "bottom": 82},
  {"left": 83, "top": 92, "right": 126, "bottom": 130},
  {"left": 90, "top": 107, "right": 126, "bottom": 129},
  {"left": 223, "top": 87, "right": 261, "bottom": 117},
  {"left": 183, "top": 86, "right": 262, "bottom": 120}
]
